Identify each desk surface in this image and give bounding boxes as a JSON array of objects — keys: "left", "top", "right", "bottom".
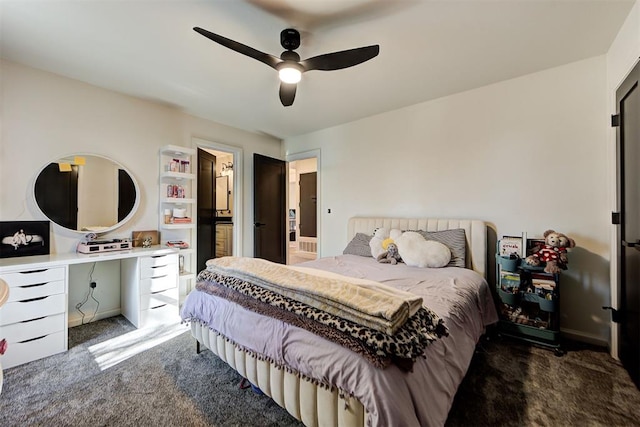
[{"left": 0, "top": 246, "right": 179, "bottom": 271}]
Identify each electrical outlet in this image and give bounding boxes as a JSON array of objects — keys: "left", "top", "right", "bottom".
[{"left": 90, "top": 281, "right": 97, "bottom": 288}]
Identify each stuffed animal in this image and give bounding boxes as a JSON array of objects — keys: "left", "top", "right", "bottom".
[
  {"left": 369, "top": 227, "right": 390, "bottom": 259},
  {"left": 525, "top": 229, "right": 576, "bottom": 274},
  {"left": 377, "top": 242, "right": 402, "bottom": 265},
  {"left": 395, "top": 231, "right": 451, "bottom": 268}
]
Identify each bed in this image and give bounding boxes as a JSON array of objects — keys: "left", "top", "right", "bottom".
[{"left": 180, "top": 217, "right": 498, "bottom": 427}]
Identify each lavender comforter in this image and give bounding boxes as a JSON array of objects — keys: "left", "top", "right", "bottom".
[{"left": 180, "top": 255, "right": 498, "bottom": 427}]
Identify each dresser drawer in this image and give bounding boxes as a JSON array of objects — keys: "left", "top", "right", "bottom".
[
  {"left": 140, "top": 288, "right": 178, "bottom": 310},
  {"left": 0, "top": 267, "right": 65, "bottom": 287},
  {"left": 140, "top": 263, "right": 177, "bottom": 280},
  {"left": 140, "top": 275, "right": 177, "bottom": 294},
  {"left": 1, "top": 313, "right": 65, "bottom": 344},
  {"left": 0, "top": 330, "right": 66, "bottom": 369},
  {"left": 139, "top": 303, "right": 181, "bottom": 328},
  {"left": 0, "top": 293, "right": 66, "bottom": 326},
  {"left": 140, "top": 254, "right": 177, "bottom": 271},
  {"left": 7, "top": 280, "right": 65, "bottom": 302}
]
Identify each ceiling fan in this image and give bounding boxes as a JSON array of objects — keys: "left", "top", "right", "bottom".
[{"left": 193, "top": 27, "right": 380, "bottom": 107}]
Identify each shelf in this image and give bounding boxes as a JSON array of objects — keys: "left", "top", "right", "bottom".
[
  {"left": 161, "top": 144, "right": 196, "bottom": 157},
  {"left": 162, "top": 197, "right": 195, "bottom": 204},
  {"left": 161, "top": 223, "right": 195, "bottom": 230},
  {"left": 496, "top": 237, "right": 562, "bottom": 351},
  {"left": 179, "top": 272, "right": 196, "bottom": 281},
  {"left": 163, "top": 247, "right": 194, "bottom": 255},
  {"left": 161, "top": 171, "right": 195, "bottom": 180},
  {"left": 160, "top": 145, "right": 196, "bottom": 299}
]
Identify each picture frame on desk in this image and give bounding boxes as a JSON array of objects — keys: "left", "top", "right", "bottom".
[
  {"left": 132, "top": 230, "right": 160, "bottom": 248},
  {"left": 0, "top": 220, "right": 50, "bottom": 258}
]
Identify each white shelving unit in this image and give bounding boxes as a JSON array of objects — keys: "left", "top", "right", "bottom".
[{"left": 159, "top": 145, "right": 197, "bottom": 300}]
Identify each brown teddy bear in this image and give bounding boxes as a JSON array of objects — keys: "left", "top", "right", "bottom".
[
  {"left": 525, "top": 230, "right": 575, "bottom": 274},
  {"left": 377, "top": 242, "right": 402, "bottom": 265}
]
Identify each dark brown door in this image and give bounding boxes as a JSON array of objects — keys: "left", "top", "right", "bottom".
[
  {"left": 616, "top": 60, "right": 640, "bottom": 388},
  {"left": 34, "top": 163, "right": 78, "bottom": 230},
  {"left": 253, "top": 153, "right": 286, "bottom": 263},
  {"left": 197, "top": 149, "right": 216, "bottom": 271},
  {"left": 299, "top": 172, "right": 317, "bottom": 238}
]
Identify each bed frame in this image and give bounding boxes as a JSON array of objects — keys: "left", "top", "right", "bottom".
[{"left": 191, "top": 217, "right": 487, "bottom": 426}]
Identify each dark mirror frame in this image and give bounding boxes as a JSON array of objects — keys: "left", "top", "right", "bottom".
[{"left": 32, "top": 153, "right": 140, "bottom": 234}]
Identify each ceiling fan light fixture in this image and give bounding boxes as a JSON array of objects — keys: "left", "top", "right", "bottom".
[{"left": 278, "top": 65, "right": 302, "bottom": 84}]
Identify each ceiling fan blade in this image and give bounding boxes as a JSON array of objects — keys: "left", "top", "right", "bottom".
[
  {"left": 300, "top": 45, "right": 379, "bottom": 72},
  {"left": 193, "top": 27, "right": 282, "bottom": 70},
  {"left": 279, "top": 82, "right": 297, "bottom": 107}
]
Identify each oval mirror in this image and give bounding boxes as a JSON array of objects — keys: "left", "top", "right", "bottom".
[{"left": 33, "top": 154, "right": 140, "bottom": 234}]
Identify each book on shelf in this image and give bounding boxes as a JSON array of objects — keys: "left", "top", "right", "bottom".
[
  {"left": 499, "top": 234, "right": 525, "bottom": 258},
  {"left": 531, "top": 274, "right": 556, "bottom": 290},
  {"left": 171, "top": 217, "right": 192, "bottom": 224}
]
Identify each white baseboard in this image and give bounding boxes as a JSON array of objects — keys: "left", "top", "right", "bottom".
[{"left": 68, "top": 308, "right": 122, "bottom": 328}]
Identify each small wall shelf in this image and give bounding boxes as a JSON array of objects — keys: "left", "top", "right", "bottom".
[{"left": 159, "top": 145, "right": 196, "bottom": 302}]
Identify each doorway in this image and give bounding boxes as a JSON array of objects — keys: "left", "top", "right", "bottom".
[
  {"left": 615, "top": 59, "right": 640, "bottom": 388},
  {"left": 195, "top": 142, "right": 238, "bottom": 272},
  {"left": 287, "top": 155, "right": 319, "bottom": 265}
]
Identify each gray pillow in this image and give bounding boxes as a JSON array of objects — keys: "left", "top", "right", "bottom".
[
  {"left": 415, "top": 229, "right": 467, "bottom": 268},
  {"left": 343, "top": 233, "right": 373, "bottom": 257}
]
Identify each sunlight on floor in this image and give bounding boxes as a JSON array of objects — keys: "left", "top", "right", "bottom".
[{"left": 88, "top": 322, "right": 187, "bottom": 370}]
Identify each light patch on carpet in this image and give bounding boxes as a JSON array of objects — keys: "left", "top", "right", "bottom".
[{"left": 88, "top": 322, "right": 188, "bottom": 370}]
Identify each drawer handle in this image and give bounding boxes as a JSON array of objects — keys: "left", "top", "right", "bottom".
[
  {"left": 151, "top": 304, "right": 167, "bottom": 309},
  {"left": 21, "top": 316, "right": 47, "bottom": 323},
  {"left": 19, "top": 334, "right": 48, "bottom": 344},
  {"left": 151, "top": 274, "right": 169, "bottom": 279},
  {"left": 150, "top": 255, "right": 167, "bottom": 259},
  {"left": 19, "top": 296, "right": 48, "bottom": 303},
  {"left": 20, "top": 282, "right": 48, "bottom": 288},
  {"left": 151, "top": 265, "right": 169, "bottom": 269},
  {"left": 19, "top": 269, "right": 48, "bottom": 274}
]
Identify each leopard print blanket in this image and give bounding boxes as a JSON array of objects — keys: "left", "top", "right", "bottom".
[{"left": 196, "top": 269, "right": 448, "bottom": 370}]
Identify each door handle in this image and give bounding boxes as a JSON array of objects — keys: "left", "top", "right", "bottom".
[
  {"left": 254, "top": 222, "right": 266, "bottom": 228},
  {"left": 622, "top": 239, "right": 640, "bottom": 247}
]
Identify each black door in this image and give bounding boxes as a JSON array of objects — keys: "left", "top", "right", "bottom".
[
  {"left": 34, "top": 163, "right": 78, "bottom": 230},
  {"left": 197, "top": 149, "right": 216, "bottom": 271},
  {"left": 299, "top": 172, "right": 317, "bottom": 238},
  {"left": 616, "top": 60, "right": 640, "bottom": 388},
  {"left": 253, "top": 154, "right": 286, "bottom": 264}
]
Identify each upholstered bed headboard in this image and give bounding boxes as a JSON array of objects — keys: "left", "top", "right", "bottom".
[{"left": 347, "top": 217, "right": 487, "bottom": 279}]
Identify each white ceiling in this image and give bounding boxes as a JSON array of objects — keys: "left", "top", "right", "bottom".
[{"left": 0, "top": 0, "right": 635, "bottom": 139}]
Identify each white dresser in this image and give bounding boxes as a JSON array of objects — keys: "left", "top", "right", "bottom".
[
  {"left": 0, "top": 246, "right": 179, "bottom": 369},
  {"left": 121, "top": 252, "right": 179, "bottom": 328},
  {"left": 0, "top": 266, "right": 67, "bottom": 369}
]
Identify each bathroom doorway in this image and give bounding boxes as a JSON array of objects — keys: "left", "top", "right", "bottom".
[
  {"left": 287, "top": 153, "right": 319, "bottom": 265},
  {"left": 194, "top": 141, "right": 239, "bottom": 272}
]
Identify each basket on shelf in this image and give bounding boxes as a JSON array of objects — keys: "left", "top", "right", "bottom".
[{"left": 496, "top": 254, "right": 520, "bottom": 272}]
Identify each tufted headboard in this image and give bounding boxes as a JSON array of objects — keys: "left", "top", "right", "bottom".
[{"left": 347, "top": 217, "right": 487, "bottom": 279}]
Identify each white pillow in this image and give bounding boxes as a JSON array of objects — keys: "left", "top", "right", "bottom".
[{"left": 395, "top": 231, "right": 451, "bottom": 268}]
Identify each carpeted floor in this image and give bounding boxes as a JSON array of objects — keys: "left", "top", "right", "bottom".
[{"left": 1, "top": 317, "right": 639, "bottom": 426}]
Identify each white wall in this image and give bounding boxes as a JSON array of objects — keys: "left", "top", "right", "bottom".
[
  {"left": 0, "top": 59, "right": 281, "bottom": 322},
  {"left": 285, "top": 56, "right": 610, "bottom": 344}
]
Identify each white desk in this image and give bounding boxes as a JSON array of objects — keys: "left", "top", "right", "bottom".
[{"left": 0, "top": 246, "right": 179, "bottom": 369}]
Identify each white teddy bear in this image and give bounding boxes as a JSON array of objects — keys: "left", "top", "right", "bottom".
[
  {"left": 369, "top": 227, "right": 390, "bottom": 259},
  {"left": 394, "top": 231, "right": 451, "bottom": 268}
]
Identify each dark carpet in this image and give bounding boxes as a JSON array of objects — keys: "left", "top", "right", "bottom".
[{"left": 1, "top": 316, "right": 639, "bottom": 426}]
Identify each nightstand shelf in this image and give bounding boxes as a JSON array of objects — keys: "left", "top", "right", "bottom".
[{"left": 496, "top": 240, "right": 563, "bottom": 355}]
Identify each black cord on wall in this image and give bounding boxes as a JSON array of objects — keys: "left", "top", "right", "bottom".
[{"left": 75, "top": 262, "right": 100, "bottom": 325}]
